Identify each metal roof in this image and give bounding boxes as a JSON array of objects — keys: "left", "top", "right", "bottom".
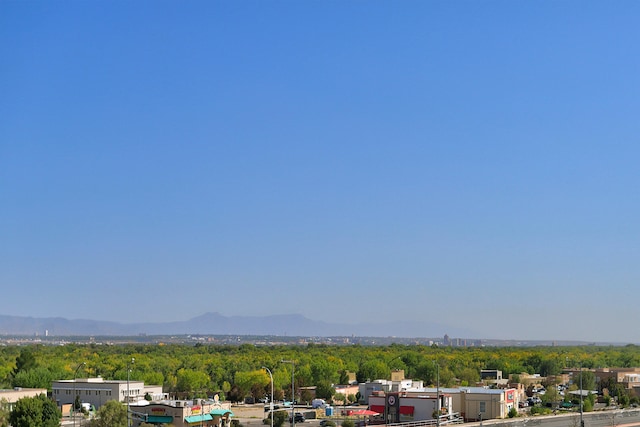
[
  {"left": 185, "top": 414, "right": 213, "bottom": 423},
  {"left": 210, "top": 409, "right": 234, "bottom": 416}
]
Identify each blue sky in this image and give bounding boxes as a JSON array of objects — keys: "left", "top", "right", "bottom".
[{"left": 2, "top": 1, "right": 639, "bottom": 342}]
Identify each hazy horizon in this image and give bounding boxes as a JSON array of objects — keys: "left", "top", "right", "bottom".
[{"left": 0, "top": 311, "right": 633, "bottom": 345}]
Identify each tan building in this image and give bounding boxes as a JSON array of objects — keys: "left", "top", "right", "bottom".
[
  {"left": 0, "top": 387, "right": 49, "bottom": 411},
  {"left": 508, "top": 372, "right": 545, "bottom": 387},
  {"left": 459, "top": 387, "right": 517, "bottom": 421},
  {"left": 129, "top": 398, "right": 233, "bottom": 427},
  {"left": 333, "top": 384, "right": 359, "bottom": 403},
  {"left": 594, "top": 368, "right": 640, "bottom": 397}
]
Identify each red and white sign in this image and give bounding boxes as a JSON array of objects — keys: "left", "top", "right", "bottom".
[{"left": 505, "top": 389, "right": 515, "bottom": 403}]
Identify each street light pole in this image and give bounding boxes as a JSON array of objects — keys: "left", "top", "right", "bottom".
[
  {"left": 580, "top": 362, "right": 584, "bottom": 427},
  {"left": 73, "top": 362, "right": 86, "bottom": 427},
  {"left": 567, "top": 357, "right": 584, "bottom": 427},
  {"left": 435, "top": 361, "right": 440, "bottom": 427},
  {"left": 127, "top": 357, "right": 135, "bottom": 427},
  {"left": 263, "top": 367, "right": 274, "bottom": 427},
  {"left": 281, "top": 360, "right": 295, "bottom": 427}
]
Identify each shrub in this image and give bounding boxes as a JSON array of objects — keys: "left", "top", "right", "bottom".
[
  {"left": 341, "top": 419, "right": 355, "bottom": 427},
  {"left": 272, "top": 410, "right": 288, "bottom": 427},
  {"left": 529, "top": 406, "right": 552, "bottom": 416}
]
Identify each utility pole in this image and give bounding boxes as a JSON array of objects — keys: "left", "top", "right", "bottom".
[
  {"left": 127, "top": 358, "right": 135, "bottom": 427},
  {"left": 281, "top": 360, "right": 295, "bottom": 427},
  {"left": 580, "top": 361, "right": 584, "bottom": 427},
  {"left": 73, "top": 362, "right": 86, "bottom": 427},
  {"left": 434, "top": 360, "right": 440, "bottom": 427},
  {"left": 567, "top": 357, "right": 585, "bottom": 427}
]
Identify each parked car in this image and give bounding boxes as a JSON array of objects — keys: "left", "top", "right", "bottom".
[
  {"left": 289, "top": 413, "right": 305, "bottom": 423},
  {"left": 527, "top": 397, "right": 542, "bottom": 405}
]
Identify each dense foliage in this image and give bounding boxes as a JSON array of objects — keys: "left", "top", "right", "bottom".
[
  {"left": 88, "top": 399, "right": 127, "bottom": 427},
  {"left": 3, "top": 342, "right": 640, "bottom": 402},
  {"left": 8, "top": 394, "right": 60, "bottom": 427}
]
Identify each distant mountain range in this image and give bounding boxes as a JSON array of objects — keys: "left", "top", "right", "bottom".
[{"left": 0, "top": 312, "right": 474, "bottom": 338}]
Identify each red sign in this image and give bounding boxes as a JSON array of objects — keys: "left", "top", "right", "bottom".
[{"left": 506, "top": 390, "right": 515, "bottom": 403}]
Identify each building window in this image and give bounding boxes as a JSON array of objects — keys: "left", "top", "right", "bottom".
[{"left": 480, "top": 402, "right": 486, "bottom": 413}]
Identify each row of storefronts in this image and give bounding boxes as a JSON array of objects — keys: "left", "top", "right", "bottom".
[
  {"left": 368, "top": 387, "right": 517, "bottom": 423},
  {"left": 52, "top": 377, "right": 233, "bottom": 427}
]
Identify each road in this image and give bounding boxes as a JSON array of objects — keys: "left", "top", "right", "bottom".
[
  {"left": 121, "top": 404, "right": 640, "bottom": 427},
  {"left": 479, "top": 409, "right": 640, "bottom": 427}
]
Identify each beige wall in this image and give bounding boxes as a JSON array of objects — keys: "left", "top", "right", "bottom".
[
  {"left": 391, "top": 370, "right": 405, "bottom": 381},
  {"left": 131, "top": 400, "right": 233, "bottom": 427},
  {"left": 0, "top": 388, "right": 48, "bottom": 411},
  {"left": 461, "top": 393, "right": 503, "bottom": 421},
  {"left": 334, "top": 385, "right": 359, "bottom": 400}
]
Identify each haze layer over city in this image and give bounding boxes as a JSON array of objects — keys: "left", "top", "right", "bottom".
[{"left": 2, "top": 1, "right": 639, "bottom": 343}]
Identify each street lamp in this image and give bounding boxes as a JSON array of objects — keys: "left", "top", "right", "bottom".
[
  {"left": 579, "top": 362, "right": 584, "bottom": 427},
  {"left": 73, "top": 362, "right": 86, "bottom": 427},
  {"left": 434, "top": 361, "right": 440, "bottom": 427},
  {"left": 263, "top": 367, "right": 274, "bottom": 427},
  {"left": 127, "top": 357, "right": 135, "bottom": 427},
  {"left": 281, "top": 360, "right": 295, "bottom": 427},
  {"left": 567, "top": 357, "right": 584, "bottom": 427}
]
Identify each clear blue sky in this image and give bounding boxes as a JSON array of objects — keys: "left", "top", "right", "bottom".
[{"left": 2, "top": 1, "right": 639, "bottom": 342}]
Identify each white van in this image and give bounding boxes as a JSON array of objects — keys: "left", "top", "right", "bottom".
[{"left": 312, "top": 399, "right": 326, "bottom": 409}]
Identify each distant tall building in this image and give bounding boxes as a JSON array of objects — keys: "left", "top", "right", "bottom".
[{"left": 443, "top": 334, "right": 450, "bottom": 346}]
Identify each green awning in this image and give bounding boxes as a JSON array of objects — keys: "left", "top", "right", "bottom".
[
  {"left": 185, "top": 414, "right": 213, "bottom": 423},
  {"left": 146, "top": 415, "right": 174, "bottom": 423},
  {"left": 210, "top": 409, "right": 234, "bottom": 417}
]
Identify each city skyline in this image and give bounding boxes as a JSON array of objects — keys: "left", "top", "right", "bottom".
[{"left": 2, "top": 1, "right": 639, "bottom": 343}]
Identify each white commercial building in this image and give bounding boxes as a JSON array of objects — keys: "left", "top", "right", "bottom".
[
  {"left": 52, "top": 377, "right": 165, "bottom": 411},
  {"left": 368, "top": 387, "right": 518, "bottom": 422}
]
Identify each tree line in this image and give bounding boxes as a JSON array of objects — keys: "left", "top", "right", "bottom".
[{"left": 3, "top": 342, "right": 640, "bottom": 403}]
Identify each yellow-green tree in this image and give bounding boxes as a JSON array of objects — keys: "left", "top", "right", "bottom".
[{"left": 89, "top": 400, "right": 127, "bottom": 427}]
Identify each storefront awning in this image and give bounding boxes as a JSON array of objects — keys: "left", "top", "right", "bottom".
[
  {"left": 185, "top": 414, "right": 213, "bottom": 423},
  {"left": 400, "top": 406, "right": 414, "bottom": 415},
  {"left": 146, "top": 415, "right": 174, "bottom": 423},
  {"left": 210, "top": 409, "right": 234, "bottom": 417}
]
